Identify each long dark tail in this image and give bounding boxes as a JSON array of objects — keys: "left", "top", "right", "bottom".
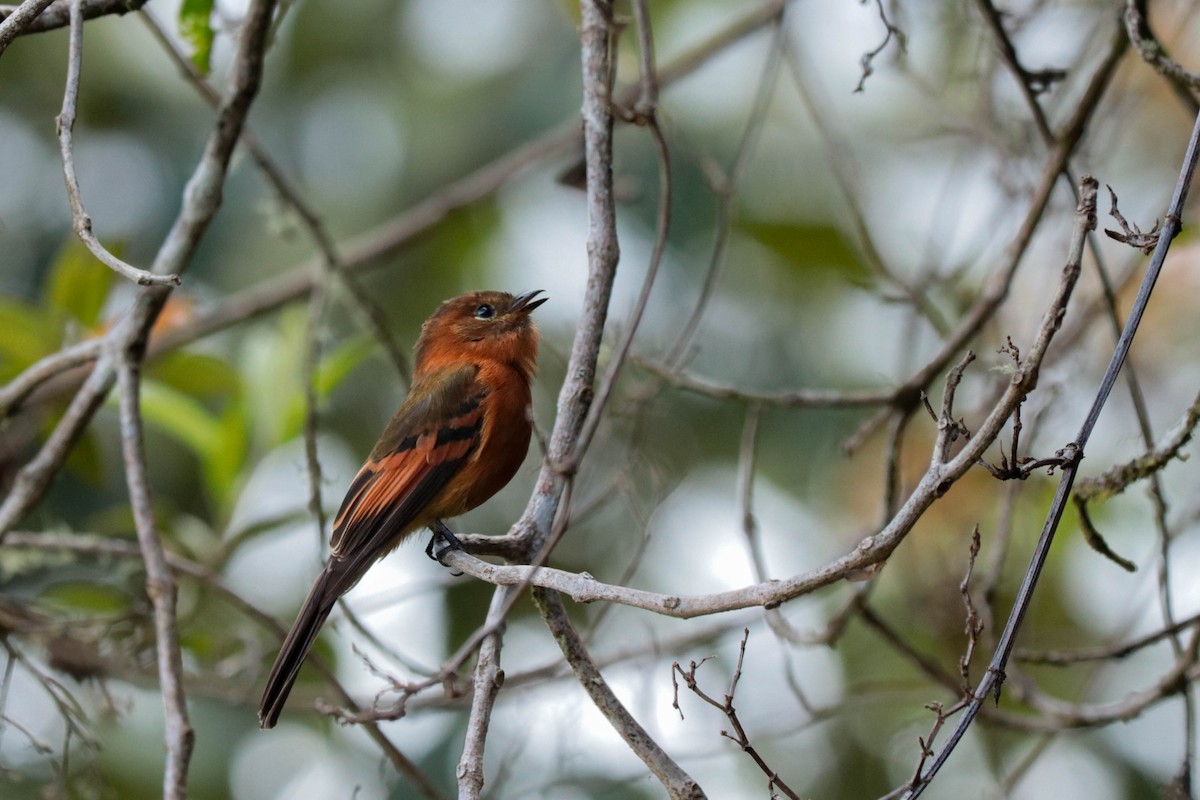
[{"left": 258, "top": 569, "right": 337, "bottom": 728}]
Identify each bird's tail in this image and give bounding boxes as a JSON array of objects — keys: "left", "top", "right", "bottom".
[{"left": 258, "top": 569, "right": 337, "bottom": 728}]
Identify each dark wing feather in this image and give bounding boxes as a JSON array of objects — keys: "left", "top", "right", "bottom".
[{"left": 329, "top": 365, "right": 485, "bottom": 563}]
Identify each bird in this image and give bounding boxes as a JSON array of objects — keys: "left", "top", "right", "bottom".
[{"left": 258, "top": 289, "right": 546, "bottom": 729}]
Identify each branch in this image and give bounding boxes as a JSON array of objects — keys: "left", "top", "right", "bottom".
[
  {"left": 0, "top": 0, "right": 278, "bottom": 542},
  {"left": 0, "top": 338, "right": 103, "bottom": 418},
  {"left": 0, "top": 0, "right": 148, "bottom": 38},
  {"left": 1073, "top": 385, "right": 1200, "bottom": 504},
  {"left": 1015, "top": 610, "right": 1200, "bottom": 666},
  {"left": 1, "top": 530, "right": 444, "bottom": 798},
  {"left": 663, "top": 6, "right": 785, "bottom": 368},
  {"left": 854, "top": 0, "right": 906, "bottom": 93},
  {"left": 536, "top": 588, "right": 705, "bottom": 799},
  {"left": 115, "top": 357, "right": 193, "bottom": 800},
  {"left": 55, "top": 0, "right": 178, "bottom": 286},
  {"left": 633, "top": 356, "right": 898, "bottom": 409},
  {"left": 0, "top": 0, "right": 54, "bottom": 56},
  {"left": 672, "top": 630, "right": 800, "bottom": 799},
  {"left": 455, "top": 586, "right": 517, "bottom": 799},
  {"left": 138, "top": 8, "right": 410, "bottom": 382},
  {"left": 1124, "top": 0, "right": 1200, "bottom": 97},
  {"left": 904, "top": 104, "right": 1200, "bottom": 796},
  {"left": 7, "top": 0, "right": 788, "bottom": 422}
]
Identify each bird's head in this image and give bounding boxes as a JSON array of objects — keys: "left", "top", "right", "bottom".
[{"left": 415, "top": 290, "right": 546, "bottom": 377}]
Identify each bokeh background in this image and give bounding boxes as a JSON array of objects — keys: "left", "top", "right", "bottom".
[{"left": 3, "top": 0, "right": 1200, "bottom": 798}]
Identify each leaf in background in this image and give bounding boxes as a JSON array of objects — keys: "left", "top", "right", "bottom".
[
  {"left": 0, "top": 298, "right": 63, "bottom": 380},
  {"left": 179, "top": 0, "right": 216, "bottom": 75},
  {"left": 739, "top": 220, "right": 870, "bottom": 286},
  {"left": 46, "top": 239, "right": 116, "bottom": 329},
  {"left": 139, "top": 379, "right": 250, "bottom": 508},
  {"left": 147, "top": 351, "right": 241, "bottom": 399},
  {"left": 315, "top": 336, "right": 373, "bottom": 397},
  {"left": 139, "top": 379, "right": 224, "bottom": 461},
  {"left": 63, "top": 426, "right": 104, "bottom": 486},
  {"left": 241, "top": 310, "right": 306, "bottom": 450},
  {"left": 39, "top": 581, "right": 132, "bottom": 615},
  {"left": 205, "top": 402, "right": 248, "bottom": 509},
  {"left": 280, "top": 335, "right": 374, "bottom": 442}
]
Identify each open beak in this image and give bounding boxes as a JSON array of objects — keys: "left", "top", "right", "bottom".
[{"left": 509, "top": 289, "right": 548, "bottom": 315}]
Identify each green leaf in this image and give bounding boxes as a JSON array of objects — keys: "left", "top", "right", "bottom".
[
  {"left": 40, "top": 581, "right": 132, "bottom": 615},
  {"left": 179, "top": 0, "right": 216, "bottom": 75},
  {"left": 204, "top": 402, "right": 248, "bottom": 508},
  {"left": 0, "top": 298, "right": 62, "bottom": 379},
  {"left": 241, "top": 310, "right": 307, "bottom": 450},
  {"left": 46, "top": 239, "right": 115, "bottom": 329},
  {"left": 63, "top": 426, "right": 105, "bottom": 486},
  {"left": 147, "top": 351, "right": 241, "bottom": 399},
  {"left": 139, "top": 379, "right": 249, "bottom": 507},
  {"left": 139, "top": 379, "right": 225, "bottom": 464},
  {"left": 315, "top": 336, "right": 373, "bottom": 397},
  {"left": 280, "top": 335, "right": 374, "bottom": 442},
  {"left": 738, "top": 220, "right": 870, "bottom": 285}
]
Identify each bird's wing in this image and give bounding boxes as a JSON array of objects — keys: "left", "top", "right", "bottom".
[
  {"left": 325, "top": 365, "right": 485, "bottom": 589},
  {"left": 259, "top": 367, "right": 486, "bottom": 727}
]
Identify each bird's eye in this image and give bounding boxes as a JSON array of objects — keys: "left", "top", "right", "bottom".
[{"left": 474, "top": 304, "right": 495, "bottom": 319}]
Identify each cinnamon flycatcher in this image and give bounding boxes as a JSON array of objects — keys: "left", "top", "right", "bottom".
[{"left": 258, "top": 289, "right": 546, "bottom": 728}]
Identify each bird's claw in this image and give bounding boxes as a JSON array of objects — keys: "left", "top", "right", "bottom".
[{"left": 426, "top": 521, "right": 465, "bottom": 576}]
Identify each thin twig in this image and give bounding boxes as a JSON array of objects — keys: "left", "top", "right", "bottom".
[
  {"left": 1015, "top": 610, "right": 1200, "bottom": 666},
  {"left": 903, "top": 109, "right": 1200, "bottom": 797},
  {"left": 138, "top": 8, "right": 411, "bottom": 382},
  {"left": 0, "top": 0, "right": 54, "bottom": 56},
  {"left": 1124, "top": 0, "right": 1200, "bottom": 96},
  {"left": 0, "top": 0, "right": 279, "bottom": 542},
  {"left": 671, "top": 630, "right": 800, "bottom": 799},
  {"left": 854, "top": 0, "right": 907, "bottom": 93},
  {"left": 0, "top": 0, "right": 148, "bottom": 38},
  {"left": 2, "top": 530, "right": 445, "bottom": 797},
  {"left": 302, "top": 282, "right": 329, "bottom": 548},
  {"left": 974, "top": 6, "right": 1194, "bottom": 778},
  {"left": 115, "top": 357, "right": 193, "bottom": 800},
  {"left": 55, "top": 0, "right": 178, "bottom": 286},
  {"left": 538, "top": 587, "right": 706, "bottom": 799},
  {"left": 576, "top": 102, "right": 672, "bottom": 460},
  {"left": 0, "top": 337, "right": 104, "bottom": 418},
  {"left": 664, "top": 7, "right": 785, "bottom": 368},
  {"left": 634, "top": 357, "right": 897, "bottom": 408}
]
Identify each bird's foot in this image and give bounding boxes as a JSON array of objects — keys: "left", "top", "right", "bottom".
[{"left": 426, "top": 520, "right": 465, "bottom": 575}]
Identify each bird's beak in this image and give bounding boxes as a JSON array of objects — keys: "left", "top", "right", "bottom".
[{"left": 509, "top": 289, "right": 548, "bottom": 315}]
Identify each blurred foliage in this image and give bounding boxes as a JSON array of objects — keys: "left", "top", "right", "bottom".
[{"left": 178, "top": 0, "right": 216, "bottom": 75}]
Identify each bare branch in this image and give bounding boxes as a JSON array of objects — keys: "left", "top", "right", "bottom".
[
  {"left": 138, "top": 8, "right": 411, "bottom": 382},
  {"left": 0, "top": 0, "right": 54, "bottom": 56},
  {"left": 904, "top": 101, "right": 1200, "bottom": 794},
  {"left": 672, "top": 630, "right": 800, "bottom": 799},
  {"left": 455, "top": 586, "right": 518, "bottom": 800},
  {"left": 854, "top": 0, "right": 907, "bottom": 93},
  {"left": 0, "top": 0, "right": 278, "bottom": 542},
  {"left": 537, "top": 588, "right": 706, "bottom": 799},
  {"left": 115, "top": 358, "right": 193, "bottom": 800},
  {"left": 634, "top": 357, "right": 897, "bottom": 408},
  {"left": 0, "top": 0, "right": 148, "bottom": 39},
  {"left": 1104, "top": 183, "right": 1163, "bottom": 253},
  {"left": 56, "top": 0, "right": 178, "bottom": 286},
  {"left": 1124, "top": 0, "right": 1200, "bottom": 97},
  {"left": 0, "top": 338, "right": 103, "bottom": 418},
  {"left": 2, "top": 530, "right": 444, "bottom": 797}
]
